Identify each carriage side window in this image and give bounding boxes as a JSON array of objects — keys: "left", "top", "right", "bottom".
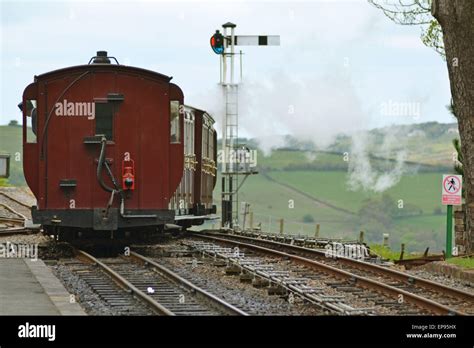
[
  {"left": 95, "top": 102, "right": 114, "bottom": 140},
  {"left": 170, "top": 101, "right": 180, "bottom": 144},
  {"left": 209, "top": 130, "right": 214, "bottom": 161},
  {"left": 20, "top": 99, "right": 37, "bottom": 143},
  {"left": 202, "top": 125, "right": 207, "bottom": 158}
]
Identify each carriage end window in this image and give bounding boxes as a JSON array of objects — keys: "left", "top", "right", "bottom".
[
  {"left": 95, "top": 102, "right": 114, "bottom": 140},
  {"left": 19, "top": 99, "right": 37, "bottom": 143},
  {"left": 170, "top": 101, "right": 181, "bottom": 144}
]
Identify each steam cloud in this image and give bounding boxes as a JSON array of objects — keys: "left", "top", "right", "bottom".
[
  {"left": 192, "top": 71, "right": 409, "bottom": 192},
  {"left": 348, "top": 130, "right": 407, "bottom": 192}
]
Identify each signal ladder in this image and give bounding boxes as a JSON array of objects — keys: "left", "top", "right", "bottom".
[{"left": 222, "top": 84, "right": 240, "bottom": 227}]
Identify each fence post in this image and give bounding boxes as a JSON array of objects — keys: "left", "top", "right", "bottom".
[
  {"left": 383, "top": 233, "right": 389, "bottom": 247},
  {"left": 249, "top": 212, "right": 254, "bottom": 229},
  {"left": 279, "top": 219, "right": 284, "bottom": 235},
  {"left": 359, "top": 231, "right": 364, "bottom": 243},
  {"left": 399, "top": 243, "right": 405, "bottom": 260},
  {"left": 315, "top": 224, "right": 320, "bottom": 238}
]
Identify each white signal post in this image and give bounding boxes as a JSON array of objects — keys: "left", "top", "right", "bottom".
[{"left": 216, "top": 22, "right": 280, "bottom": 229}]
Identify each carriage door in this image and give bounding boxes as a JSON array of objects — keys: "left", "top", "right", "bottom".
[
  {"left": 200, "top": 122, "right": 209, "bottom": 205},
  {"left": 184, "top": 110, "right": 195, "bottom": 212}
]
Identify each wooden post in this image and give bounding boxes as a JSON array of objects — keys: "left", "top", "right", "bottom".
[
  {"left": 249, "top": 212, "right": 254, "bottom": 229},
  {"left": 315, "top": 224, "right": 320, "bottom": 238},
  {"left": 359, "top": 231, "right": 364, "bottom": 243},
  {"left": 383, "top": 233, "right": 389, "bottom": 247},
  {"left": 279, "top": 219, "right": 284, "bottom": 235},
  {"left": 399, "top": 243, "right": 405, "bottom": 260}
]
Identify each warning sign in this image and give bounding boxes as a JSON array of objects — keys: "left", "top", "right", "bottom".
[{"left": 442, "top": 174, "right": 462, "bottom": 205}]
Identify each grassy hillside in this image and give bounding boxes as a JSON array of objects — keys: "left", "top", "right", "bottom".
[
  {"left": 223, "top": 171, "right": 447, "bottom": 252},
  {"left": 328, "top": 122, "right": 458, "bottom": 167},
  {"left": 218, "top": 123, "right": 458, "bottom": 252},
  {"left": 0, "top": 125, "right": 27, "bottom": 185},
  {"left": 0, "top": 121, "right": 459, "bottom": 251},
  {"left": 268, "top": 171, "right": 445, "bottom": 215}
]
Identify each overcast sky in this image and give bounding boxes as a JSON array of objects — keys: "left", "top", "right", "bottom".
[{"left": 0, "top": 0, "right": 454, "bottom": 143}]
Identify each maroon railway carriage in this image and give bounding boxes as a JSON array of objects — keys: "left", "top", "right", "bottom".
[{"left": 20, "top": 51, "right": 216, "bottom": 239}]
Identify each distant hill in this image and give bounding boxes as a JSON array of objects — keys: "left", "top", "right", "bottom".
[
  {"left": 218, "top": 121, "right": 458, "bottom": 168},
  {"left": 0, "top": 121, "right": 459, "bottom": 251},
  {"left": 326, "top": 122, "right": 459, "bottom": 167},
  {"left": 0, "top": 125, "right": 25, "bottom": 185},
  {"left": 233, "top": 122, "right": 458, "bottom": 172},
  {"left": 0, "top": 121, "right": 458, "bottom": 186}
]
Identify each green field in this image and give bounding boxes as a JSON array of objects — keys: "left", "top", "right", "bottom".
[
  {"left": 1, "top": 122, "right": 459, "bottom": 252},
  {"left": 268, "top": 171, "right": 447, "bottom": 215},
  {"left": 258, "top": 150, "right": 346, "bottom": 171},
  {"left": 0, "top": 125, "right": 27, "bottom": 185},
  {"left": 225, "top": 170, "right": 449, "bottom": 251},
  {"left": 213, "top": 169, "right": 450, "bottom": 251},
  {"left": 446, "top": 257, "right": 474, "bottom": 269},
  {"left": 213, "top": 173, "right": 355, "bottom": 239}
]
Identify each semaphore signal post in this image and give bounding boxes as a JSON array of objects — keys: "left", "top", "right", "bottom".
[{"left": 210, "top": 22, "right": 280, "bottom": 229}]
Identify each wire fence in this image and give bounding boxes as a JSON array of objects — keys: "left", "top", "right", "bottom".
[
  {"left": 241, "top": 212, "right": 328, "bottom": 238},
  {"left": 201, "top": 207, "right": 358, "bottom": 241}
]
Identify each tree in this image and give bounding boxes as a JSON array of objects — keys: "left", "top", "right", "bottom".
[
  {"left": 369, "top": 0, "right": 474, "bottom": 253},
  {"left": 368, "top": 0, "right": 445, "bottom": 56},
  {"left": 450, "top": 103, "right": 465, "bottom": 198},
  {"left": 432, "top": 1, "right": 474, "bottom": 253},
  {"left": 452, "top": 138, "right": 463, "bottom": 175},
  {"left": 8, "top": 120, "right": 19, "bottom": 127}
]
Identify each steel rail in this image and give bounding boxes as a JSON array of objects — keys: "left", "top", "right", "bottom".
[
  {"left": 129, "top": 251, "right": 248, "bottom": 316},
  {"left": 0, "top": 216, "right": 25, "bottom": 224},
  {"left": 76, "top": 250, "right": 174, "bottom": 316},
  {"left": 192, "top": 233, "right": 466, "bottom": 315},
  {"left": 199, "top": 231, "right": 474, "bottom": 303},
  {"left": 0, "top": 227, "right": 33, "bottom": 236},
  {"left": 0, "top": 203, "right": 27, "bottom": 221},
  {"left": 0, "top": 192, "right": 32, "bottom": 209}
]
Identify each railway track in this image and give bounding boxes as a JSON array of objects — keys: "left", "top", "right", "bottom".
[
  {"left": 190, "top": 231, "right": 474, "bottom": 315},
  {"left": 0, "top": 227, "right": 36, "bottom": 236},
  {"left": 74, "top": 250, "right": 248, "bottom": 316},
  {"left": 0, "top": 191, "right": 34, "bottom": 233},
  {"left": 0, "top": 191, "right": 32, "bottom": 217},
  {"left": 137, "top": 243, "right": 322, "bottom": 315}
]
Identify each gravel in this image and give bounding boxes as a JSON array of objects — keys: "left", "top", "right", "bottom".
[
  {"left": 51, "top": 261, "right": 154, "bottom": 316},
  {"left": 406, "top": 267, "right": 473, "bottom": 293},
  {"left": 158, "top": 253, "right": 317, "bottom": 315},
  {"left": 0, "top": 187, "right": 36, "bottom": 219},
  {"left": 139, "top": 239, "right": 418, "bottom": 315},
  {"left": 0, "top": 233, "right": 50, "bottom": 245}
]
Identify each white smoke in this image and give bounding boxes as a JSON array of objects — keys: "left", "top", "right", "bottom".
[
  {"left": 348, "top": 129, "right": 407, "bottom": 192},
  {"left": 237, "top": 71, "right": 366, "bottom": 153},
  {"left": 191, "top": 71, "right": 409, "bottom": 192},
  {"left": 305, "top": 151, "right": 317, "bottom": 162}
]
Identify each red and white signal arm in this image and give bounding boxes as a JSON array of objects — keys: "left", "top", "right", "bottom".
[{"left": 442, "top": 174, "right": 462, "bottom": 205}]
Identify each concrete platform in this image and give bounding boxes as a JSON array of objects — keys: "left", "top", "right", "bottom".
[{"left": 0, "top": 259, "right": 85, "bottom": 315}]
